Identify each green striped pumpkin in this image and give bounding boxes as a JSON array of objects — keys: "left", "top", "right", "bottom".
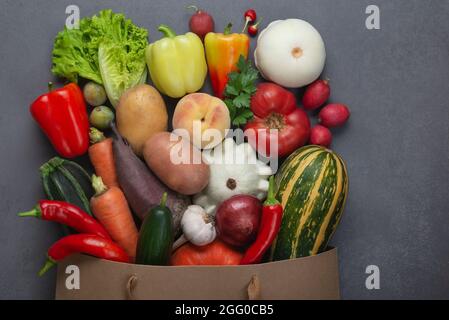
[{"left": 270, "top": 145, "right": 348, "bottom": 260}]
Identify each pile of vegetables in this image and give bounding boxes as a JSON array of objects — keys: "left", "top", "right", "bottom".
[{"left": 21, "top": 5, "right": 352, "bottom": 275}]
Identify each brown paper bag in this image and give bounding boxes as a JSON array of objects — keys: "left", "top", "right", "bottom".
[{"left": 55, "top": 248, "right": 340, "bottom": 300}]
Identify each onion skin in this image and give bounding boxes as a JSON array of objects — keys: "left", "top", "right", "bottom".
[
  {"left": 302, "top": 80, "right": 330, "bottom": 110},
  {"left": 310, "top": 125, "right": 332, "bottom": 147},
  {"left": 216, "top": 195, "right": 262, "bottom": 247},
  {"left": 319, "top": 104, "right": 350, "bottom": 128}
]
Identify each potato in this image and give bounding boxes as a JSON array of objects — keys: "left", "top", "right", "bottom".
[
  {"left": 143, "top": 132, "right": 210, "bottom": 195},
  {"left": 116, "top": 84, "right": 168, "bottom": 156}
]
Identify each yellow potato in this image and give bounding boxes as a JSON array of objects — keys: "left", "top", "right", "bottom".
[{"left": 116, "top": 84, "right": 168, "bottom": 156}]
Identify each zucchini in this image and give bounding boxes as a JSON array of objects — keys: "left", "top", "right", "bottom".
[
  {"left": 136, "top": 193, "right": 173, "bottom": 265},
  {"left": 40, "top": 157, "right": 94, "bottom": 215}
]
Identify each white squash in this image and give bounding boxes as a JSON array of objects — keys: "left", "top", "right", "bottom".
[
  {"left": 193, "top": 138, "right": 272, "bottom": 214},
  {"left": 254, "top": 19, "right": 326, "bottom": 88}
]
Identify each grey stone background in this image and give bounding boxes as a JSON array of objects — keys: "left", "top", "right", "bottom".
[{"left": 1, "top": 0, "right": 448, "bottom": 299}]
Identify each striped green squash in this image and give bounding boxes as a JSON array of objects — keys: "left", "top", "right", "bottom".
[{"left": 270, "top": 145, "right": 348, "bottom": 260}]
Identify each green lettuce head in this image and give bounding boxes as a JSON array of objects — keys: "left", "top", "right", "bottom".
[{"left": 51, "top": 9, "right": 148, "bottom": 107}]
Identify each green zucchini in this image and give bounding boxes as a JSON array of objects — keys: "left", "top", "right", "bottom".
[
  {"left": 40, "top": 157, "right": 94, "bottom": 215},
  {"left": 136, "top": 193, "right": 173, "bottom": 265}
]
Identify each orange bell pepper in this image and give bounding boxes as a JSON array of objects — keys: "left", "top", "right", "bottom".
[{"left": 204, "top": 23, "right": 249, "bottom": 99}]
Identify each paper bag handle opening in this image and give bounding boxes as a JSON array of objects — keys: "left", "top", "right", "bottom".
[
  {"left": 126, "top": 274, "right": 138, "bottom": 300},
  {"left": 125, "top": 273, "right": 260, "bottom": 300}
]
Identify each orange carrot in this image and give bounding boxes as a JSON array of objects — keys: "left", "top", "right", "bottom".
[
  {"left": 88, "top": 128, "right": 119, "bottom": 188},
  {"left": 90, "top": 175, "right": 138, "bottom": 261}
]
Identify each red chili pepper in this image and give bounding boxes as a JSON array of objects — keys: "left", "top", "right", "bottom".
[
  {"left": 18, "top": 200, "right": 111, "bottom": 240},
  {"left": 240, "top": 176, "right": 283, "bottom": 265},
  {"left": 39, "top": 234, "right": 130, "bottom": 276},
  {"left": 30, "top": 82, "right": 89, "bottom": 158}
]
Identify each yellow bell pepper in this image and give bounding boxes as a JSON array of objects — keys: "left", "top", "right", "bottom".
[
  {"left": 205, "top": 23, "right": 249, "bottom": 99},
  {"left": 145, "top": 25, "right": 207, "bottom": 98}
]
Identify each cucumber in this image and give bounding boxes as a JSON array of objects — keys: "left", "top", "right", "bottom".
[
  {"left": 136, "top": 193, "right": 173, "bottom": 266},
  {"left": 40, "top": 157, "right": 95, "bottom": 216}
]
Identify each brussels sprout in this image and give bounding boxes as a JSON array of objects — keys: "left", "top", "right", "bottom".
[
  {"left": 83, "top": 82, "right": 107, "bottom": 106},
  {"left": 89, "top": 106, "right": 115, "bottom": 130}
]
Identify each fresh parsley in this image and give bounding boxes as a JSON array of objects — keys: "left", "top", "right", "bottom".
[{"left": 224, "top": 55, "right": 259, "bottom": 126}]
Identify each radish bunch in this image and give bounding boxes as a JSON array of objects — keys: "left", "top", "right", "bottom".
[{"left": 302, "top": 80, "right": 350, "bottom": 148}]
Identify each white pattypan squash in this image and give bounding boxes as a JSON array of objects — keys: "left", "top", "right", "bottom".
[
  {"left": 193, "top": 138, "right": 272, "bottom": 214},
  {"left": 254, "top": 19, "right": 326, "bottom": 88}
]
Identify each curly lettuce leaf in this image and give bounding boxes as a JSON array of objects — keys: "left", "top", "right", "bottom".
[
  {"left": 95, "top": 10, "right": 148, "bottom": 107},
  {"left": 51, "top": 9, "right": 148, "bottom": 102},
  {"left": 51, "top": 22, "right": 103, "bottom": 84},
  {"left": 99, "top": 41, "right": 147, "bottom": 107}
]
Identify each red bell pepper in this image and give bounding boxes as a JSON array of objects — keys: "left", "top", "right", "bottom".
[
  {"left": 30, "top": 83, "right": 89, "bottom": 158},
  {"left": 244, "top": 82, "right": 310, "bottom": 158}
]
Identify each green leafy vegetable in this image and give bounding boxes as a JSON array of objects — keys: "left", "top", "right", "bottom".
[
  {"left": 224, "top": 56, "right": 259, "bottom": 126},
  {"left": 51, "top": 9, "right": 148, "bottom": 107}
]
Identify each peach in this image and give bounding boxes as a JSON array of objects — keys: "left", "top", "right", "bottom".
[{"left": 173, "top": 93, "right": 230, "bottom": 149}]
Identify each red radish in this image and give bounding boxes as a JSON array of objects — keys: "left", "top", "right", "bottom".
[
  {"left": 242, "top": 9, "right": 257, "bottom": 32},
  {"left": 244, "top": 9, "right": 257, "bottom": 22},
  {"left": 302, "top": 79, "right": 330, "bottom": 110},
  {"left": 310, "top": 125, "right": 332, "bottom": 147},
  {"left": 248, "top": 18, "right": 263, "bottom": 37},
  {"left": 187, "top": 5, "right": 215, "bottom": 40},
  {"left": 319, "top": 104, "right": 351, "bottom": 128},
  {"left": 216, "top": 195, "right": 262, "bottom": 247}
]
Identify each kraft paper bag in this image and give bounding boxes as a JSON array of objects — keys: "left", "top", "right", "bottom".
[{"left": 55, "top": 248, "right": 340, "bottom": 300}]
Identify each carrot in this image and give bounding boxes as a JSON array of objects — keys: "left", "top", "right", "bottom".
[
  {"left": 88, "top": 128, "right": 119, "bottom": 188},
  {"left": 90, "top": 175, "right": 138, "bottom": 261}
]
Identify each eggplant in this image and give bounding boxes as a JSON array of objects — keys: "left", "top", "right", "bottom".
[{"left": 111, "top": 124, "right": 189, "bottom": 234}]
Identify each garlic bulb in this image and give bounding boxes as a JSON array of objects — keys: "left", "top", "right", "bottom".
[
  {"left": 173, "top": 205, "right": 216, "bottom": 250},
  {"left": 182, "top": 205, "right": 216, "bottom": 245},
  {"left": 193, "top": 138, "right": 272, "bottom": 214}
]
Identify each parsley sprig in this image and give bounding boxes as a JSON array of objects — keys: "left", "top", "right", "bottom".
[{"left": 224, "top": 55, "right": 259, "bottom": 126}]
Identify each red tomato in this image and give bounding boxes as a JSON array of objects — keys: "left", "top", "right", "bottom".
[{"left": 245, "top": 83, "right": 310, "bottom": 158}]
